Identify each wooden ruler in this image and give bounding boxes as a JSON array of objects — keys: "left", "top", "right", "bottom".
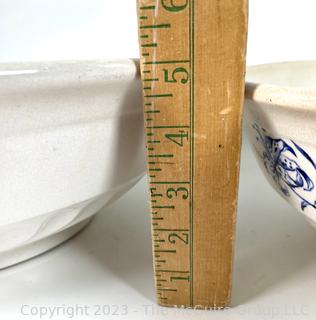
[{"left": 137, "top": 0, "right": 248, "bottom": 308}]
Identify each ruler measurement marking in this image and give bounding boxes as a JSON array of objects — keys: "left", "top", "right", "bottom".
[
  {"left": 149, "top": 162, "right": 174, "bottom": 165},
  {"left": 153, "top": 228, "right": 189, "bottom": 232},
  {"left": 144, "top": 78, "right": 159, "bottom": 82},
  {"left": 148, "top": 154, "right": 174, "bottom": 158},
  {"left": 154, "top": 249, "right": 176, "bottom": 253},
  {"left": 146, "top": 125, "right": 189, "bottom": 129},
  {"left": 157, "top": 288, "right": 178, "bottom": 292},
  {"left": 140, "top": 5, "right": 156, "bottom": 10},
  {"left": 143, "top": 60, "right": 190, "bottom": 65},
  {"left": 170, "top": 276, "right": 190, "bottom": 281},
  {"left": 152, "top": 205, "right": 175, "bottom": 209},
  {"left": 141, "top": 43, "right": 158, "bottom": 48},
  {"left": 150, "top": 181, "right": 190, "bottom": 185},
  {"left": 144, "top": 93, "right": 173, "bottom": 98},
  {"left": 147, "top": 140, "right": 161, "bottom": 144},
  {"left": 156, "top": 270, "right": 190, "bottom": 274},
  {"left": 151, "top": 193, "right": 163, "bottom": 197},
  {"left": 140, "top": 24, "right": 171, "bottom": 29}
]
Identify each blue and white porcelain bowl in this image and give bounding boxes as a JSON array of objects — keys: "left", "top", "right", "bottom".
[{"left": 245, "top": 61, "right": 316, "bottom": 226}]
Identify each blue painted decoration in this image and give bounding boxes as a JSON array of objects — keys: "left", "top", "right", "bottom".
[{"left": 253, "top": 124, "right": 316, "bottom": 211}]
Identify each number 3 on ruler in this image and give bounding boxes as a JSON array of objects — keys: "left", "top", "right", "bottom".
[{"left": 166, "top": 187, "right": 189, "bottom": 199}]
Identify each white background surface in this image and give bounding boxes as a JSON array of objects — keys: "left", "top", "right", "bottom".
[{"left": 1, "top": 0, "right": 316, "bottom": 319}]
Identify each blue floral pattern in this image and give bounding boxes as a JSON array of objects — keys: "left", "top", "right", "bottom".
[{"left": 253, "top": 124, "right": 316, "bottom": 211}]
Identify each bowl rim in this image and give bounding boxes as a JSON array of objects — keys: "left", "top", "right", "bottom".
[
  {"left": 0, "top": 59, "right": 139, "bottom": 73},
  {"left": 0, "top": 59, "right": 141, "bottom": 96},
  {"left": 245, "top": 60, "right": 316, "bottom": 111}
]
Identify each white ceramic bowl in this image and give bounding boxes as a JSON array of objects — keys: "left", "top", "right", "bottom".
[
  {"left": 0, "top": 60, "right": 145, "bottom": 268},
  {"left": 245, "top": 61, "right": 316, "bottom": 226}
]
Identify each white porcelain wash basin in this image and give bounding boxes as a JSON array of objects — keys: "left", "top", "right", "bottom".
[{"left": 0, "top": 60, "right": 145, "bottom": 268}]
